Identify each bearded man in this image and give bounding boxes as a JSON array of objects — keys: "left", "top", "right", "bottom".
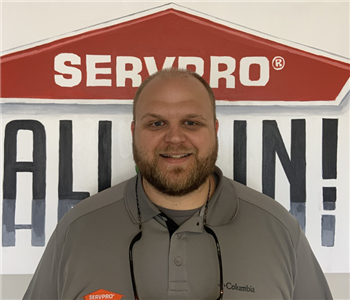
[{"left": 24, "top": 68, "right": 332, "bottom": 300}]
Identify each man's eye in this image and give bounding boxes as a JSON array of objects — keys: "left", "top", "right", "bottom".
[
  {"left": 184, "top": 121, "right": 196, "bottom": 126},
  {"left": 152, "top": 121, "right": 164, "bottom": 127}
]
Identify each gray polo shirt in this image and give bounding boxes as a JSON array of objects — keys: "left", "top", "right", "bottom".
[{"left": 23, "top": 167, "right": 332, "bottom": 300}]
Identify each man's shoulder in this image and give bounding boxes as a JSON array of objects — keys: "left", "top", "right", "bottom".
[
  {"left": 222, "top": 177, "right": 300, "bottom": 233},
  {"left": 58, "top": 177, "right": 133, "bottom": 228}
]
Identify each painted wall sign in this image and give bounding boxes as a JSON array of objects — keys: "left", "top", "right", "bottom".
[
  {"left": 1, "top": 3, "right": 349, "bottom": 275},
  {"left": 1, "top": 8, "right": 349, "bottom": 103}
]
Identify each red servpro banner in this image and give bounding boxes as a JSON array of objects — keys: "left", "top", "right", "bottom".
[{"left": 1, "top": 8, "right": 349, "bottom": 102}]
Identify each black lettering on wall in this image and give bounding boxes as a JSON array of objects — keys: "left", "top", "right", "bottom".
[
  {"left": 322, "top": 119, "right": 338, "bottom": 211},
  {"left": 322, "top": 119, "right": 338, "bottom": 180},
  {"left": 322, "top": 215, "right": 336, "bottom": 247},
  {"left": 233, "top": 121, "right": 247, "bottom": 185},
  {"left": 262, "top": 120, "right": 306, "bottom": 231},
  {"left": 322, "top": 118, "right": 338, "bottom": 247},
  {"left": 2, "top": 120, "right": 46, "bottom": 247},
  {"left": 58, "top": 120, "right": 90, "bottom": 220},
  {"left": 323, "top": 187, "right": 337, "bottom": 210},
  {"left": 98, "top": 121, "right": 112, "bottom": 192}
]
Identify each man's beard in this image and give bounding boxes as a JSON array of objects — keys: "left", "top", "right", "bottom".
[{"left": 133, "top": 141, "right": 218, "bottom": 197}]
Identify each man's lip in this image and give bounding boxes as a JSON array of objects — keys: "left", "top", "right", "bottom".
[{"left": 160, "top": 153, "right": 192, "bottom": 158}]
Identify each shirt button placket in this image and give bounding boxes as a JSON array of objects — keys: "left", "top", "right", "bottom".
[
  {"left": 169, "top": 232, "right": 188, "bottom": 297},
  {"left": 174, "top": 256, "right": 182, "bottom": 266}
]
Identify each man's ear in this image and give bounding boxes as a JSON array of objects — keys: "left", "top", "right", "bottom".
[
  {"left": 131, "top": 121, "right": 135, "bottom": 136},
  {"left": 215, "top": 119, "right": 219, "bottom": 133}
]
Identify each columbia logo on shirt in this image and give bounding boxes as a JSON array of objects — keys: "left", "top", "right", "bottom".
[{"left": 223, "top": 282, "right": 256, "bottom": 293}]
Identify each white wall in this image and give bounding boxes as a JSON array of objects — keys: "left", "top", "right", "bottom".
[{"left": 1, "top": 1, "right": 349, "bottom": 299}]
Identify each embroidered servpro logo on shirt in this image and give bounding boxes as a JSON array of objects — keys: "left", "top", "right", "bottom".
[{"left": 83, "top": 289, "right": 125, "bottom": 300}]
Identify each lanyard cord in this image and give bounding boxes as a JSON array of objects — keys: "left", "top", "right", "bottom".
[
  {"left": 131, "top": 176, "right": 223, "bottom": 300},
  {"left": 134, "top": 176, "right": 142, "bottom": 231}
]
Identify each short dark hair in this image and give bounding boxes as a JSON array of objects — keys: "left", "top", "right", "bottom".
[{"left": 133, "top": 68, "right": 216, "bottom": 120}]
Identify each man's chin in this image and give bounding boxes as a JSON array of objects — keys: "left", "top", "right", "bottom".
[
  {"left": 151, "top": 171, "right": 204, "bottom": 196},
  {"left": 157, "top": 169, "right": 189, "bottom": 187},
  {"left": 164, "top": 165, "right": 187, "bottom": 174}
]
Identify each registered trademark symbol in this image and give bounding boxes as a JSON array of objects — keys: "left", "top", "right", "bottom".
[{"left": 272, "top": 56, "right": 285, "bottom": 70}]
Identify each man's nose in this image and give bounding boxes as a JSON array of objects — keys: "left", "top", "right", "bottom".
[{"left": 163, "top": 125, "right": 187, "bottom": 144}]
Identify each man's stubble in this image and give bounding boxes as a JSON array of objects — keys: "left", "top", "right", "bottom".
[{"left": 133, "top": 139, "right": 218, "bottom": 197}]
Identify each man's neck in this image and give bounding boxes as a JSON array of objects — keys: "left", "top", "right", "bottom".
[{"left": 142, "top": 175, "right": 215, "bottom": 210}]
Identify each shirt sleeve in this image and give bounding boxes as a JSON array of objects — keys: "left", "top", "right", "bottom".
[
  {"left": 22, "top": 229, "right": 60, "bottom": 300},
  {"left": 293, "top": 228, "right": 333, "bottom": 300}
]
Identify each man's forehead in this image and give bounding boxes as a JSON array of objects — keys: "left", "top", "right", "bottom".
[
  {"left": 133, "top": 70, "right": 216, "bottom": 120},
  {"left": 143, "top": 74, "right": 198, "bottom": 90},
  {"left": 138, "top": 75, "right": 208, "bottom": 101}
]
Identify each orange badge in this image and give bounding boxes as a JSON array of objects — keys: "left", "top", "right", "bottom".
[{"left": 83, "top": 289, "right": 125, "bottom": 300}]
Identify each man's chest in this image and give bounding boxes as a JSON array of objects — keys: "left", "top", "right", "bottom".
[{"left": 59, "top": 221, "right": 295, "bottom": 300}]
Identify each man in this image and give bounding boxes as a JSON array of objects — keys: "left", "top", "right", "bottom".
[{"left": 24, "top": 68, "right": 332, "bottom": 300}]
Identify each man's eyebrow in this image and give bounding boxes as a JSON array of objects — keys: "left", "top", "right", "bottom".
[
  {"left": 184, "top": 114, "right": 208, "bottom": 121},
  {"left": 141, "top": 113, "right": 162, "bottom": 121},
  {"left": 141, "top": 113, "right": 208, "bottom": 121}
]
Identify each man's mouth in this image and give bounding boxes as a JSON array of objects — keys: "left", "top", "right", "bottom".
[{"left": 160, "top": 153, "right": 191, "bottom": 159}]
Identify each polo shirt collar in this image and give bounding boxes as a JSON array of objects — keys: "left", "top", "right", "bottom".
[
  {"left": 205, "top": 166, "right": 239, "bottom": 226},
  {"left": 124, "top": 166, "right": 239, "bottom": 226},
  {"left": 124, "top": 173, "right": 160, "bottom": 224}
]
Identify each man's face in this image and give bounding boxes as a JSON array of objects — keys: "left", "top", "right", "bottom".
[{"left": 131, "top": 75, "right": 219, "bottom": 196}]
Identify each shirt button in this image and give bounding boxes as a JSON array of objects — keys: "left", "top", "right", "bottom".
[{"left": 174, "top": 256, "right": 182, "bottom": 266}]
